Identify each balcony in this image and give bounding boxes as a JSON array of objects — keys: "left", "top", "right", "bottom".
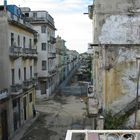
[
  {"left": 9, "top": 46, "right": 22, "bottom": 59},
  {"left": 48, "top": 67, "right": 57, "bottom": 77},
  {"left": 32, "top": 77, "right": 38, "bottom": 86},
  {"left": 22, "top": 48, "right": 37, "bottom": 59},
  {"left": 0, "top": 89, "right": 9, "bottom": 101},
  {"left": 23, "top": 79, "right": 34, "bottom": 90},
  {"left": 31, "top": 49, "right": 38, "bottom": 58},
  {"left": 48, "top": 52, "right": 56, "bottom": 59},
  {"left": 34, "top": 33, "right": 39, "bottom": 43},
  {"left": 48, "top": 36, "right": 56, "bottom": 44},
  {"left": 7, "top": 11, "right": 35, "bottom": 32},
  {"left": 65, "top": 130, "right": 138, "bottom": 140},
  {"left": 10, "top": 84, "right": 23, "bottom": 95}
]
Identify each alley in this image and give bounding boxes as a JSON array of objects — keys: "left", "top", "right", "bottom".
[
  {"left": 21, "top": 94, "right": 87, "bottom": 140},
  {"left": 20, "top": 59, "right": 93, "bottom": 140}
]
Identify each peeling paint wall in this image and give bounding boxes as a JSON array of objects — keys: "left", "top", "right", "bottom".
[
  {"left": 101, "top": 46, "right": 140, "bottom": 111},
  {"left": 99, "top": 15, "right": 140, "bottom": 44},
  {"left": 93, "top": 0, "right": 140, "bottom": 44},
  {"left": 91, "top": 0, "right": 140, "bottom": 111}
]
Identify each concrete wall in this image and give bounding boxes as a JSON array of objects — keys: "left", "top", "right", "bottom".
[
  {"left": 93, "top": 0, "right": 140, "bottom": 44},
  {"left": 91, "top": 0, "right": 140, "bottom": 110},
  {"left": 0, "top": 17, "right": 10, "bottom": 89}
]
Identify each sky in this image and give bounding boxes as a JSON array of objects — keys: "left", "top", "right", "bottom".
[{"left": 1, "top": 0, "right": 93, "bottom": 53}]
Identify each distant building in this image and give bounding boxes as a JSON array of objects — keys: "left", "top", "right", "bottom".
[
  {"left": 55, "top": 36, "right": 79, "bottom": 84},
  {"left": 0, "top": 5, "right": 37, "bottom": 139}
]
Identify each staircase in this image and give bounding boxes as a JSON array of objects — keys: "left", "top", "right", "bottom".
[{"left": 114, "top": 96, "right": 140, "bottom": 116}]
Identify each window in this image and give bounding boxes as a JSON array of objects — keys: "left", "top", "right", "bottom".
[
  {"left": 24, "top": 67, "right": 26, "bottom": 81},
  {"left": 11, "top": 33, "right": 14, "bottom": 46},
  {"left": 41, "top": 43, "right": 46, "bottom": 50},
  {"left": 29, "top": 39, "right": 32, "bottom": 49},
  {"left": 25, "top": 13, "right": 29, "bottom": 17},
  {"left": 41, "top": 26, "right": 46, "bottom": 33},
  {"left": 48, "top": 43, "right": 50, "bottom": 52},
  {"left": 30, "top": 66, "right": 32, "bottom": 78},
  {"left": 11, "top": 69, "right": 15, "bottom": 85},
  {"left": 29, "top": 93, "right": 32, "bottom": 102},
  {"left": 33, "top": 12, "right": 37, "bottom": 18},
  {"left": 23, "top": 37, "right": 26, "bottom": 48},
  {"left": 17, "top": 35, "right": 20, "bottom": 46},
  {"left": 12, "top": 99, "right": 17, "bottom": 107},
  {"left": 42, "top": 60, "right": 47, "bottom": 70},
  {"left": 18, "top": 69, "right": 21, "bottom": 80}
]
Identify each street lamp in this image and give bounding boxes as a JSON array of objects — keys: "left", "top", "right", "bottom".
[{"left": 134, "top": 56, "right": 140, "bottom": 129}]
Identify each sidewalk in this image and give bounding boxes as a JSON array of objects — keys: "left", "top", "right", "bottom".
[{"left": 10, "top": 112, "right": 40, "bottom": 140}]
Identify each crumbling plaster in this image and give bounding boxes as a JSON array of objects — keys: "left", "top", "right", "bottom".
[{"left": 99, "top": 15, "right": 140, "bottom": 44}]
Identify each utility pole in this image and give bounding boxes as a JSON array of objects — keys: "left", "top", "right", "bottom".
[{"left": 134, "top": 57, "right": 140, "bottom": 129}]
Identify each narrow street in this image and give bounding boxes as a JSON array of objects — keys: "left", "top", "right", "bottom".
[
  {"left": 21, "top": 73, "right": 91, "bottom": 140},
  {"left": 21, "top": 95, "right": 86, "bottom": 140}
]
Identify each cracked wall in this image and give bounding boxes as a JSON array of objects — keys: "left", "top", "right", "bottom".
[{"left": 92, "top": 0, "right": 140, "bottom": 110}]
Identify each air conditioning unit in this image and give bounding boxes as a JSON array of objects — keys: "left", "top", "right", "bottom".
[{"left": 88, "top": 85, "right": 94, "bottom": 94}]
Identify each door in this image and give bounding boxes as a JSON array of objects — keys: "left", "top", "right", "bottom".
[
  {"left": 24, "top": 67, "right": 26, "bottom": 81},
  {"left": 23, "top": 97, "right": 27, "bottom": 120},
  {"left": 11, "top": 69, "right": 15, "bottom": 85},
  {"left": 40, "top": 81, "right": 46, "bottom": 95},
  {"left": 1, "top": 110, "right": 8, "bottom": 140}
]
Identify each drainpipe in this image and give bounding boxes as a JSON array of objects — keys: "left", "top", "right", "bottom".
[{"left": 134, "top": 57, "right": 140, "bottom": 129}]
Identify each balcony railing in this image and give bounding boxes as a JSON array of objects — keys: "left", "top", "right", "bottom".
[
  {"left": 0, "top": 89, "right": 9, "bottom": 100},
  {"left": 22, "top": 48, "right": 37, "bottom": 59},
  {"left": 9, "top": 46, "right": 22, "bottom": 59},
  {"left": 31, "top": 49, "right": 38, "bottom": 57},
  {"left": 7, "top": 11, "right": 34, "bottom": 31},
  {"left": 34, "top": 33, "right": 39, "bottom": 43},
  {"left": 48, "top": 67, "right": 57, "bottom": 76},
  {"left": 9, "top": 46, "right": 37, "bottom": 59},
  {"left": 32, "top": 77, "right": 38, "bottom": 86},
  {"left": 65, "top": 130, "right": 139, "bottom": 140},
  {"left": 23, "top": 79, "right": 34, "bottom": 90},
  {"left": 48, "top": 36, "right": 56, "bottom": 44},
  {"left": 10, "top": 84, "right": 22, "bottom": 95},
  {"left": 48, "top": 52, "right": 56, "bottom": 58}
]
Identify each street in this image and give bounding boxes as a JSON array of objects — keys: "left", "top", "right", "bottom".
[{"left": 21, "top": 94, "right": 88, "bottom": 140}]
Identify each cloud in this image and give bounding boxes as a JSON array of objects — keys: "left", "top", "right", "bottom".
[{"left": 1, "top": 0, "right": 92, "bottom": 53}]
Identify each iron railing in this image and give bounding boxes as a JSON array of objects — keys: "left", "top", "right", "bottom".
[
  {"left": 65, "top": 130, "right": 139, "bottom": 140},
  {"left": 0, "top": 89, "right": 9, "bottom": 100}
]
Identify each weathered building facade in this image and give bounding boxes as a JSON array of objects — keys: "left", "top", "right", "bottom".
[
  {"left": 89, "top": 0, "right": 140, "bottom": 112},
  {"left": 0, "top": 5, "right": 37, "bottom": 139},
  {"left": 21, "top": 8, "right": 57, "bottom": 99},
  {"left": 55, "top": 36, "right": 79, "bottom": 85}
]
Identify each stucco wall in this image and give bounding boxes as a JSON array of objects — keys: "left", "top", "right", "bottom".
[
  {"left": 92, "top": 0, "right": 140, "bottom": 111},
  {"left": 99, "top": 15, "right": 140, "bottom": 44},
  {"left": 102, "top": 46, "right": 139, "bottom": 111},
  {"left": 93, "top": 0, "right": 140, "bottom": 44}
]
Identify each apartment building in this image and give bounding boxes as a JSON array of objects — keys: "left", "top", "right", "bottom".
[
  {"left": 21, "top": 8, "right": 57, "bottom": 99},
  {"left": 55, "top": 36, "right": 67, "bottom": 84},
  {"left": 88, "top": 0, "right": 140, "bottom": 112},
  {"left": 0, "top": 5, "right": 37, "bottom": 139}
]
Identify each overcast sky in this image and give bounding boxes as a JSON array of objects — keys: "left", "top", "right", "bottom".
[{"left": 1, "top": 0, "right": 92, "bottom": 53}]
